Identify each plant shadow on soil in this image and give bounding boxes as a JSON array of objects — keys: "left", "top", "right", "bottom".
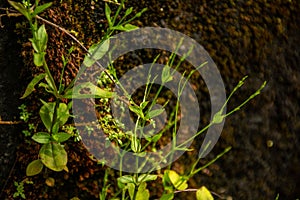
[{"left": 1, "top": 0, "right": 300, "bottom": 199}]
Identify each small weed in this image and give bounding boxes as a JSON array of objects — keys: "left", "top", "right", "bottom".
[
  {"left": 13, "top": 179, "right": 33, "bottom": 199},
  {"left": 18, "top": 104, "right": 31, "bottom": 123}
]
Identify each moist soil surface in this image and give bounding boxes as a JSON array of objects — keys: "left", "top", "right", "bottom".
[{"left": 0, "top": 0, "right": 300, "bottom": 199}]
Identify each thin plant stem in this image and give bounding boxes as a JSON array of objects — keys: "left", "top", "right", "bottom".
[
  {"left": 35, "top": 15, "right": 115, "bottom": 84},
  {"left": 190, "top": 146, "right": 231, "bottom": 177}
]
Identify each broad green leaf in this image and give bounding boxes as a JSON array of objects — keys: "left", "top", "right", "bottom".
[
  {"left": 128, "top": 182, "right": 149, "bottom": 200},
  {"left": 128, "top": 183, "right": 135, "bottom": 200},
  {"left": 56, "top": 103, "right": 70, "bottom": 126},
  {"left": 52, "top": 132, "right": 71, "bottom": 143},
  {"left": 33, "top": 52, "right": 44, "bottom": 67},
  {"left": 32, "top": 132, "right": 51, "bottom": 144},
  {"left": 196, "top": 186, "right": 214, "bottom": 200},
  {"left": 117, "top": 175, "right": 134, "bottom": 184},
  {"left": 37, "top": 24, "right": 48, "bottom": 52},
  {"left": 26, "top": 159, "right": 44, "bottom": 176},
  {"left": 136, "top": 182, "right": 150, "bottom": 200},
  {"left": 105, "top": 3, "right": 112, "bottom": 27},
  {"left": 137, "top": 174, "right": 157, "bottom": 183},
  {"left": 162, "top": 65, "right": 173, "bottom": 83},
  {"left": 64, "top": 82, "right": 114, "bottom": 99},
  {"left": 8, "top": 0, "right": 31, "bottom": 21},
  {"left": 129, "top": 105, "right": 144, "bottom": 119},
  {"left": 32, "top": 2, "right": 52, "bottom": 17},
  {"left": 146, "top": 108, "right": 165, "bottom": 119},
  {"left": 51, "top": 121, "right": 60, "bottom": 135},
  {"left": 20, "top": 73, "right": 46, "bottom": 99},
  {"left": 160, "top": 193, "right": 174, "bottom": 200},
  {"left": 167, "top": 170, "right": 188, "bottom": 190},
  {"left": 83, "top": 39, "right": 110, "bottom": 67},
  {"left": 39, "top": 101, "right": 69, "bottom": 132},
  {"left": 117, "top": 179, "right": 126, "bottom": 189},
  {"left": 39, "top": 101, "right": 54, "bottom": 132},
  {"left": 39, "top": 142, "right": 67, "bottom": 172}
]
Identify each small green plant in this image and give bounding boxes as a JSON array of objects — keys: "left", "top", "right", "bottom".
[
  {"left": 13, "top": 181, "right": 25, "bottom": 199},
  {"left": 13, "top": 179, "right": 33, "bottom": 199},
  {"left": 9, "top": 0, "right": 266, "bottom": 199},
  {"left": 18, "top": 104, "right": 31, "bottom": 123},
  {"left": 9, "top": 0, "right": 147, "bottom": 177},
  {"left": 94, "top": 46, "right": 266, "bottom": 199},
  {"left": 21, "top": 123, "right": 36, "bottom": 137},
  {"left": 19, "top": 104, "right": 36, "bottom": 137},
  {"left": 62, "top": 124, "right": 81, "bottom": 142}
]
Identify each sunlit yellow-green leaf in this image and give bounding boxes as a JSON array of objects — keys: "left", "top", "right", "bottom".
[
  {"left": 167, "top": 170, "right": 188, "bottom": 190},
  {"left": 52, "top": 132, "right": 72, "bottom": 143},
  {"left": 196, "top": 186, "right": 214, "bottom": 200},
  {"left": 160, "top": 193, "right": 174, "bottom": 200},
  {"left": 39, "top": 101, "right": 70, "bottom": 132},
  {"left": 117, "top": 175, "right": 134, "bottom": 184},
  {"left": 26, "top": 159, "right": 43, "bottom": 176},
  {"left": 33, "top": 52, "right": 44, "bottom": 67},
  {"left": 39, "top": 142, "right": 67, "bottom": 172},
  {"left": 37, "top": 25, "right": 48, "bottom": 52},
  {"left": 128, "top": 182, "right": 149, "bottom": 200},
  {"left": 32, "top": 132, "right": 51, "bottom": 144}
]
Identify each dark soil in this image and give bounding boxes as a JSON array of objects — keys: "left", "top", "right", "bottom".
[
  {"left": 0, "top": 5, "right": 22, "bottom": 196},
  {"left": 0, "top": 0, "right": 299, "bottom": 199}
]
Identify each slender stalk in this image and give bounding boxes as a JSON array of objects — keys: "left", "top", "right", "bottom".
[
  {"left": 112, "top": 0, "right": 125, "bottom": 26},
  {"left": 100, "top": 168, "right": 109, "bottom": 200},
  {"left": 190, "top": 146, "right": 231, "bottom": 177},
  {"left": 35, "top": 15, "right": 88, "bottom": 52},
  {"left": 35, "top": 15, "right": 115, "bottom": 84}
]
